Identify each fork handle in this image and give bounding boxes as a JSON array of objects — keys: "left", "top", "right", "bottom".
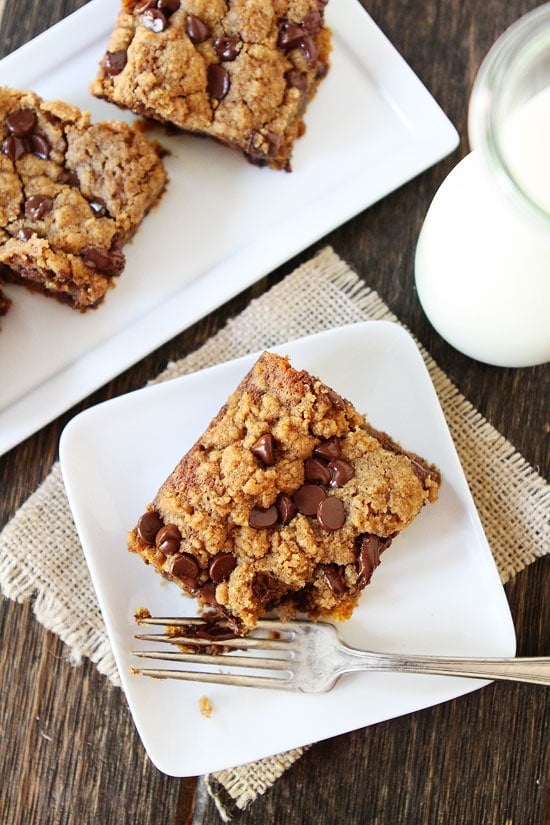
[{"left": 342, "top": 649, "right": 550, "bottom": 686}]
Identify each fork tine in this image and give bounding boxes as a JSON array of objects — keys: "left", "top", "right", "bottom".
[
  {"left": 134, "top": 617, "right": 294, "bottom": 632},
  {"left": 132, "top": 649, "right": 291, "bottom": 671},
  {"left": 133, "top": 617, "right": 296, "bottom": 649},
  {"left": 133, "top": 632, "right": 291, "bottom": 650},
  {"left": 130, "top": 666, "right": 293, "bottom": 690}
]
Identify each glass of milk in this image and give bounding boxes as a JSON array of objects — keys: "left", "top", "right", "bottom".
[{"left": 415, "top": 4, "right": 550, "bottom": 367}]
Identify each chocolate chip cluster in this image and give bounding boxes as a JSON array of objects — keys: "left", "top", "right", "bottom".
[
  {"left": 137, "top": 510, "right": 237, "bottom": 606},
  {"left": 317, "top": 532, "right": 392, "bottom": 598},
  {"left": 108, "top": 5, "right": 324, "bottom": 105},
  {"left": 1, "top": 109, "right": 50, "bottom": 162},
  {"left": 248, "top": 434, "right": 354, "bottom": 532},
  {"left": 135, "top": 431, "right": 393, "bottom": 611},
  {"left": 247, "top": 432, "right": 395, "bottom": 597},
  {"left": 102, "top": 1, "right": 183, "bottom": 76},
  {"left": 277, "top": 9, "right": 324, "bottom": 67}
]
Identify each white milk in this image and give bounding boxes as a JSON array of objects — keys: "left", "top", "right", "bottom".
[
  {"left": 501, "top": 85, "right": 550, "bottom": 214},
  {"left": 415, "top": 87, "right": 550, "bottom": 367}
]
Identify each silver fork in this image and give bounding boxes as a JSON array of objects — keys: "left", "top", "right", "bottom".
[{"left": 131, "top": 617, "right": 550, "bottom": 692}]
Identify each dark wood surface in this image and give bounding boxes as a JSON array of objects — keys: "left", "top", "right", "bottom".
[{"left": 0, "top": 1, "right": 548, "bottom": 823}]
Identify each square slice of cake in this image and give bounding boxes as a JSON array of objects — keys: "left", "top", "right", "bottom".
[
  {"left": 128, "top": 351, "right": 440, "bottom": 634},
  {"left": 90, "top": 0, "right": 331, "bottom": 171},
  {"left": 0, "top": 86, "right": 167, "bottom": 310}
]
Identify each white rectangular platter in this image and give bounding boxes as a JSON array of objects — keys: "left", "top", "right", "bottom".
[
  {"left": 0, "top": 0, "right": 458, "bottom": 455},
  {"left": 60, "top": 321, "right": 515, "bottom": 776}
]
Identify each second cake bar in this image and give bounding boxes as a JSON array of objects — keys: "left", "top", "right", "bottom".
[
  {"left": 91, "top": 0, "right": 332, "bottom": 171},
  {"left": 0, "top": 86, "right": 167, "bottom": 311}
]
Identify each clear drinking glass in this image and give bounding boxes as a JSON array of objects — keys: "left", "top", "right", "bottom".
[{"left": 415, "top": 4, "right": 550, "bottom": 367}]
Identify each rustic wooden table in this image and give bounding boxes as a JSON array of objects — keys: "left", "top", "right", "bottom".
[{"left": 1, "top": 1, "right": 548, "bottom": 823}]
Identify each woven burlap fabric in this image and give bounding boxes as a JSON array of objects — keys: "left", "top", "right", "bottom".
[{"left": 0, "top": 247, "right": 548, "bottom": 820}]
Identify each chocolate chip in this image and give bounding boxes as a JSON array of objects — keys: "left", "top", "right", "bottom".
[
  {"left": 317, "top": 496, "right": 345, "bottom": 530},
  {"left": 57, "top": 169, "right": 79, "bottom": 187},
  {"left": 322, "top": 564, "right": 347, "bottom": 595},
  {"left": 1, "top": 112, "right": 50, "bottom": 162},
  {"left": 252, "top": 572, "right": 283, "bottom": 607},
  {"left": 170, "top": 552, "right": 199, "bottom": 579},
  {"left": 24, "top": 194, "right": 53, "bottom": 220},
  {"left": 134, "top": 0, "right": 156, "bottom": 11},
  {"left": 213, "top": 34, "right": 241, "bottom": 61},
  {"left": 326, "top": 389, "right": 345, "bottom": 410},
  {"left": 185, "top": 13, "right": 211, "bottom": 43},
  {"left": 278, "top": 20, "right": 305, "bottom": 49},
  {"left": 410, "top": 456, "right": 440, "bottom": 486},
  {"left": 137, "top": 510, "right": 164, "bottom": 545},
  {"left": 285, "top": 69, "right": 308, "bottom": 92},
  {"left": 82, "top": 246, "right": 125, "bottom": 277},
  {"left": 17, "top": 227, "right": 34, "bottom": 241},
  {"left": 158, "top": 0, "right": 180, "bottom": 13},
  {"left": 356, "top": 534, "right": 387, "bottom": 589},
  {"left": 276, "top": 493, "right": 296, "bottom": 525},
  {"left": 316, "top": 61, "right": 329, "bottom": 79},
  {"left": 88, "top": 197, "right": 107, "bottom": 217},
  {"left": 1, "top": 135, "right": 28, "bottom": 162},
  {"left": 194, "top": 619, "right": 236, "bottom": 641},
  {"left": 265, "top": 131, "right": 280, "bottom": 153},
  {"left": 209, "top": 552, "right": 236, "bottom": 583},
  {"left": 245, "top": 130, "right": 280, "bottom": 165},
  {"left": 207, "top": 64, "right": 230, "bottom": 99},
  {"left": 328, "top": 458, "right": 354, "bottom": 488},
  {"left": 285, "top": 585, "right": 313, "bottom": 612},
  {"left": 30, "top": 134, "right": 50, "bottom": 159},
  {"left": 142, "top": 8, "right": 167, "bottom": 32},
  {"left": 302, "top": 9, "right": 323, "bottom": 35},
  {"left": 6, "top": 109, "right": 36, "bottom": 137},
  {"left": 104, "top": 50, "right": 127, "bottom": 76},
  {"left": 304, "top": 456, "right": 331, "bottom": 485},
  {"left": 292, "top": 484, "right": 326, "bottom": 516},
  {"left": 409, "top": 457, "right": 429, "bottom": 483},
  {"left": 248, "top": 504, "right": 278, "bottom": 529},
  {"left": 278, "top": 17, "right": 319, "bottom": 64},
  {"left": 198, "top": 582, "right": 218, "bottom": 606},
  {"left": 251, "top": 433, "right": 275, "bottom": 465},
  {"left": 299, "top": 35, "right": 318, "bottom": 66},
  {"left": 367, "top": 426, "right": 401, "bottom": 454},
  {"left": 313, "top": 437, "right": 341, "bottom": 462},
  {"left": 156, "top": 523, "right": 181, "bottom": 555}
]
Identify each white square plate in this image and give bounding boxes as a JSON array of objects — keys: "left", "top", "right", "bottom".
[
  {"left": 60, "top": 321, "right": 515, "bottom": 776},
  {"left": 0, "top": 0, "right": 458, "bottom": 456}
]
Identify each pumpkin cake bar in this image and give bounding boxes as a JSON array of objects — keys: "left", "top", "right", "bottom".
[
  {"left": 0, "top": 86, "right": 166, "bottom": 311},
  {"left": 128, "top": 352, "right": 440, "bottom": 634},
  {"left": 90, "top": 0, "right": 331, "bottom": 171}
]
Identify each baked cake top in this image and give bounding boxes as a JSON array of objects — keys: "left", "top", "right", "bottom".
[
  {"left": 128, "top": 351, "right": 440, "bottom": 633},
  {"left": 91, "top": 0, "right": 331, "bottom": 170},
  {"left": 0, "top": 86, "right": 167, "bottom": 309}
]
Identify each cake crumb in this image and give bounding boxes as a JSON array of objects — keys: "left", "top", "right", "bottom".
[
  {"left": 199, "top": 695, "right": 213, "bottom": 718},
  {"left": 134, "top": 606, "right": 152, "bottom": 622}
]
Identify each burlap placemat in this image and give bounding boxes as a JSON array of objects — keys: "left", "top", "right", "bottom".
[{"left": 0, "top": 247, "right": 548, "bottom": 821}]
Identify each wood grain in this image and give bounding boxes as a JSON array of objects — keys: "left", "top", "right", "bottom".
[{"left": 0, "top": 1, "right": 548, "bottom": 824}]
